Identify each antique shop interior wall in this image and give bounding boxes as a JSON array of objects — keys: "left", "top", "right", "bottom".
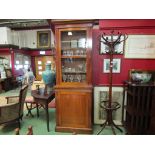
[
  {"left": 92, "top": 19, "right": 155, "bottom": 86},
  {"left": 12, "top": 29, "right": 55, "bottom": 49}
]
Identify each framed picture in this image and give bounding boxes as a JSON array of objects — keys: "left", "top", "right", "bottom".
[
  {"left": 71, "top": 40, "right": 78, "bottom": 48},
  {"left": 5, "top": 69, "right": 12, "bottom": 78},
  {"left": 100, "top": 35, "right": 125, "bottom": 54},
  {"left": 103, "top": 58, "right": 121, "bottom": 73},
  {"left": 125, "top": 35, "right": 155, "bottom": 59},
  {"left": 94, "top": 86, "right": 124, "bottom": 125},
  {"left": 37, "top": 31, "right": 51, "bottom": 48}
]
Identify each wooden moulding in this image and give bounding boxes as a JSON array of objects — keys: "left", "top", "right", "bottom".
[
  {"left": 55, "top": 126, "right": 92, "bottom": 134},
  {"left": 51, "top": 19, "right": 98, "bottom": 26}
]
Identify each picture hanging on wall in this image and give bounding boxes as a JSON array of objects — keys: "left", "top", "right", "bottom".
[
  {"left": 103, "top": 58, "right": 121, "bottom": 73},
  {"left": 100, "top": 35, "right": 125, "bottom": 54},
  {"left": 94, "top": 86, "right": 123, "bottom": 125},
  {"left": 125, "top": 35, "right": 155, "bottom": 59},
  {"left": 37, "top": 31, "right": 51, "bottom": 48}
]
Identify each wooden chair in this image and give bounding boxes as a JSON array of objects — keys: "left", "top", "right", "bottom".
[
  {"left": 25, "top": 80, "right": 45, "bottom": 117},
  {"left": 25, "top": 96, "right": 39, "bottom": 117},
  {"left": 0, "top": 85, "right": 29, "bottom": 128},
  {"left": 4, "top": 68, "right": 19, "bottom": 89}
]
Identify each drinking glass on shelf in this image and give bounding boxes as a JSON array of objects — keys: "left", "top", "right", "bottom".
[
  {"left": 67, "top": 75, "right": 70, "bottom": 82},
  {"left": 77, "top": 75, "right": 81, "bottom": 82},
  {"left": 67, "top": 50, "right": 70, "bottom": 56},
  {"left": 75, "top": 50, "right": 79, "bottom": 55},
  {"left": 80, "top": 50, "right": 84, "bottom": 55},
  {"left": 68, "top": 67, "right": 72, "bottom": 72},
  {"left": 62, "top": 74, "right": 67, "bottom": 82},
  {"left": 78, "top": 64, "right": 83, "bottom": 72},
  {"left": 70, "top": 50, "right": 73, "bottom": 56},
  {"left": 63, "top": 51, "right": 66, "bottom": 55},
  {"left": 70, "top": 75, "right": 74, "bottom": 82}
]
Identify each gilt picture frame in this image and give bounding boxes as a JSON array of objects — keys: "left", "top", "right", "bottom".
[{"left": 37, "top": 31, "right": 51, "bottom": 48}]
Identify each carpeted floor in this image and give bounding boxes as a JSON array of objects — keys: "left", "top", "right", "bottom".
[{"left": 0, "top": 87, "right": 125, "bottom": 135}]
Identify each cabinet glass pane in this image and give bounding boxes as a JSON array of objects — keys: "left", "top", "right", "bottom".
[
  {"left": 61, "top": 30, "right": 87, "bottom": 83},
  {"left": 61, "top": 30, "right": 87, "bottom": 56},
  {"left": 61, "top": 58, "right": 86, "bottom": 82}
]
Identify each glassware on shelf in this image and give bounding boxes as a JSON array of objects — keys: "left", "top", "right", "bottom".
[
  {"left": 76, "top": 75, "right": 81, "bottom": 82},
  {"left": 68, "top": 67, "right": 72, "bottom": 72},
  {"left": 70, "top": 75, "right": 74, "bottom": 82},
  {"left": 78, "top": 64, "right": 83, "bottom": 72},
  {"left": 80, "top": 50, "right": 84, "bottom": 55},
  {"left": 75, "top": 50, "right": 80, "bottom": 55},
  {"left": 62, "top": 51, "right": 67, "bottom": 56},
  {"left": 67, "top": 75, "right": 70, "bottom": 82},
  {"left": 61, "top": 30, "right": 88, "bottom": 83},
  {"left": 71, "top": 68, "right": 75, "bottom": 72},
  {"left": 62, "top": 74, "right": 67, "bottom": 82},
  {"left": 70, "top": 50, "right": 73, "bottom": 56}
]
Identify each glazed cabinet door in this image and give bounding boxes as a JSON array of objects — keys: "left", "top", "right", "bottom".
[{"left": 56, "top": 27, "right": 92, "bottom": 86}]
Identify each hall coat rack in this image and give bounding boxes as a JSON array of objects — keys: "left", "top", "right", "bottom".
[{"left": 97, "top": 31, "right": 128, "bottom": 135}]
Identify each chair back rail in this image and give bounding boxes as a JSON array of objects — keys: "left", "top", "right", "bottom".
[{"left": 18, "top": 85, "right": 29, "bottom": 117}]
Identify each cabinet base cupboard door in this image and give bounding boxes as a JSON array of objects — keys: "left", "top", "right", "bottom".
[
  {"left": 55, "top": 88, "right": 92, "bottom": 134},
  {"left": 53, "top": 20, "right": 94, "bottom": 134}
]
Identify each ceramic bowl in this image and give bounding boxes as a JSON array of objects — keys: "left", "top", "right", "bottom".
[{"left": 131, "top": 73, "right": 152, "bottom": 83}]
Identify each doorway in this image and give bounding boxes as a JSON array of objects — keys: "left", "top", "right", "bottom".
[{"left": 35, "top": 56, "right": 55, "bottom": 81}]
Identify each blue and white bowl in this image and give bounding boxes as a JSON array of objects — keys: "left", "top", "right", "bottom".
[{"left": 131, "top": 73, "right": 152, "bottom": 83}]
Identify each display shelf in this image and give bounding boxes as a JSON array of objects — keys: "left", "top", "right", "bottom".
[
  {"left": 61, "top": 56, "right": 86, "bottom": 59},
  {"left": 62, "top": 71, "right": 86, "bottom": 74}
]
